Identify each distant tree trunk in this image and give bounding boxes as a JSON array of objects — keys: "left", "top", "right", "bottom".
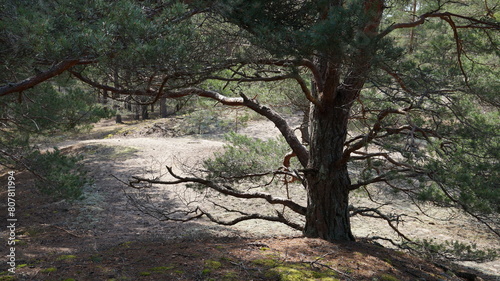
[
  {"left": 126, "top": 97, "right": 132, "bottom": 111},
  {"left": 113, "top": 69, "right": 121, "bottom": 121},
  {"left": 409, "top": 0, "right": 418, "bottom": 53},
  {"left": 160, "top": 97, "right": 167, "bottom": 118},
  {"left": 141, "top": 104, "right": 149, "bottom": 120},
  {"left": 134, "top": 104, "right": 140, "bottom": 120},
  {"left": 101, "top": 90, "right": 108, "bottom": 107},
  {"left": 304, "top": 96, "right": 354, "bottom": 241}
]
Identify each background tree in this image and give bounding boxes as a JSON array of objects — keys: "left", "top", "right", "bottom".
[
  {"left": 0, "top": 0, "right": 111, "bottom": 198},
  {"left": 1, "top": 0, "right": 499, "bottom": 242}
]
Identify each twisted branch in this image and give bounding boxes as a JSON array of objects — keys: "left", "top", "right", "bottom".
[{"left": 130, "top": 166, "right": 307, "bottom": 216}]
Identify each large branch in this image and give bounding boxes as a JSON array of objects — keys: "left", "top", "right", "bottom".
[
  {"left": 253, "top": 58, "right": 323, "bottom": 91},
  {"left": 70, "top": 70, "right": 156, "bottom": 96},
  {"left": 0, "top": 60, "right": 94, "bottom": 96},
  {"left": 292, "top": 73, "right": 321, "bottom": 107},
  {"left": 206, "top": 74, "right": 295, "bottom": 83},
  {"left": 167, "top": 88, "right": 245, "bottom": 105},
  {"left": 71, "top": 71, "right": 243, "bottom": 105},
  {"left": 207, "top": 72, "right": 321, "bottom": 106},
  {"left": 240, "top": 94, "right": 309, "bottom": 167},
  {"left": 349, "top": 175, "right": 387, "bottom": 191},
  {"left": 71, "top": 70, "right": 310, "bottom": 163},
  {"left": 130, "top": 166, "right": 307, "bottom": 216},
  {"left": 379, "top": 11, "right": 500, "bottom": 38},
  {"left": 170, "top": 90, "right": 310, "bottom": 166},
  {"left": 351, "top": 151, "right": 423, "bottom": 171}
]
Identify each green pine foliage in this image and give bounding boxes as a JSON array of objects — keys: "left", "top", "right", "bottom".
[
  {"left": 411, "top": 239, "right": 498, "bottom": 262},
  {"left": 202, "top": 133, "right": 295, "bottom": 184},
  {"left": 422, "top": 108, "right": 500, "bottom": 214},
  {"left": 0, "top": 81, "right": 110, "bottom": 200},
  {"left": 1, "top": 0, "right": 498, "bottom": 240},
  {"left": 26, "top": 149, "right": 90, "bottom": 200}
]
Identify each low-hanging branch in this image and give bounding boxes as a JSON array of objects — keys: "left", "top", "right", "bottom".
[
  {"left": 206, "top": 73, "right": 295, "bottom": 83},
  {"left": 70, "top": 69, "right": 310, "bottom": 164},
  {"left": 349, "top": 175, "right": 387, "bottom": 191},
  {"left": 379, "top": 11, "right": 500, "bottom": 38},
  {"left": 0, "top": 59, "right": 95, "bottom": 96},
  {"left": 129, "top": 166, "right": 307, "bottom": 216},
  {"left": 202, "top": 202, "right": 303, "bottom": 231},
  {"left": 349, "top": 206, "right": 413, "bottom": 242}
]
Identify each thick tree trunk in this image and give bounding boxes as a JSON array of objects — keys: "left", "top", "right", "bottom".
[
  {"left": 304, "top": 96, "right": 354, "bottom": 241},
  {"left": 301, "top": 0, "right": 383, "bottom": 241}
]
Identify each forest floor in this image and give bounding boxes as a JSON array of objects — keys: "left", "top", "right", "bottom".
[{"left": 0, "top": 115, "right": 499, "bottom": 281}]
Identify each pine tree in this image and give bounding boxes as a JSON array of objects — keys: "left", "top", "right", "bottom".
[{"left": 1, "top": 0, "right": 498, "bottom": 241}]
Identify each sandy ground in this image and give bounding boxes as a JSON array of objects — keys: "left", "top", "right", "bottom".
[{"left": 4, "top": 116, "right": 499, "bottom": 278}]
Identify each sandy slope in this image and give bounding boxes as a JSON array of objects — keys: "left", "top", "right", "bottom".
[{"left": 46, "top": 117, "right": 500, "bottom": 276}]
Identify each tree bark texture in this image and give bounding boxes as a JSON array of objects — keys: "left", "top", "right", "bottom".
[
  {"left": 300, "top": 0, "right": 383, "bottom": 242},
  {"left": 304, "top": 95, "right": 355, "bottom": 241}
]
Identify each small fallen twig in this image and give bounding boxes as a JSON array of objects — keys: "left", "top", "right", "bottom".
[
  {"left": 52, "top": 225, "right": 86, "bottom": 238},
  {"left": 306, "top": 252, "right": 353, "bottom": 280}
]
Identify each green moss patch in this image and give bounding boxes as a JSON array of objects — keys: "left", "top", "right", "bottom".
[
  {"left": 149, "top": 266, "right": 175, "bottom": 272},
  {"left": 204, "top": 260, "right": 222, "bottom": 270},
  {"left": 379, "top": 274, "right": 401, "bottom": 281},
  {"left": 265, "top": 264, "right": 339, "bottom": 281},
  {"left": 57, "top": 254, "right": 77, "bottom": 261},
  {"left": 40, "top": 267, "right": 57, "bottom": 273}
]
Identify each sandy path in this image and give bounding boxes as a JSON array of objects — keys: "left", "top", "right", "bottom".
[{"left": 53, "top": 118, "right": 499, "bottom": 276}]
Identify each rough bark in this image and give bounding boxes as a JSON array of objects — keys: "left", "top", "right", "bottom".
[
  {"left": 304, "top": 93, "right": 355, "bottom": 241},
  {"left": 299, "top": 0, "right": 385, "bottom": 242}
]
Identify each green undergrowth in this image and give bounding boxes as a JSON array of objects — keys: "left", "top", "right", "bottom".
[{"left": 411, "top": 239, "right": 498, "bottom": 262}]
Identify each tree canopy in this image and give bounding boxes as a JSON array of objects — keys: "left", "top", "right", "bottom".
[{"left": 1, "top": 0, "right": 499, "bottom": 242}]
